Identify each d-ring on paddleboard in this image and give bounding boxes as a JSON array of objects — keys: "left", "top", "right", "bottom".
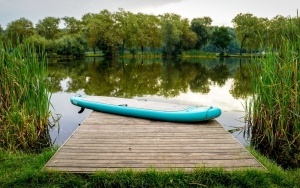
[{"left": 78, "top": 107, "right": 85, "bottom": 113}]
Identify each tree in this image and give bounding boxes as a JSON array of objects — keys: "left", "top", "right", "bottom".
[
  {"left": 36, "top": 17, "right": 61, "bottom": 40},
  {"left": 82, "top": 13, "right": 98, "bottom": 53},
  {"left": 0, "top": 25, "right": 3, "bottom": 36},
  {"left": 190, "top": 17, "right": 212, "bottom": 49},
  {"left": 160, "top": 13, "right": 196, "bottom": 57},
  {"left": 83, "top": 10, "right": 121, "bottom": 57},
  {"left": 0, "top": 25, "right": 4, "bottom": 41},
  {"left": 211, "top": 26, "right": 232, "bottom": 56},
  {"left": 160, "top": 14, "right": 182, "bottom": 57},
  {"left": 23, "top": 34, "right": 48, "bottom": 53},
  {"left": 5, "top": 17, "right": 35, "bottom": 45},
  {"left": 232, "top": 13, "right": 267, "bottom": 55},
  {"left": 114, "top": 9, "right": 139, "bottom": 55},
  {"left": 145, "top": 14, "right": 162, "bottom": 50},
  {"left": 180, "top": 18, "right": 197, "bottom": 50},
  {"left": 55, "top": 34, "right": 87, "bottom": 58},
  {"left": 226, "top": 28, "right": 240, "bottom": 54},
  {"left": 62, "top": 17, "right": 83, "bottom": 35},
  {"left": 135, "top": 13, "right": 161, "bottom": 54}
]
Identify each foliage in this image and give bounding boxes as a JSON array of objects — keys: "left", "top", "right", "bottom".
[
  {"left": 23, "top": 34, "right": 48, "bottom": 54},
  {"left": 211, "top": 26, "right": 232, "bottom": 56},
  {"left": 267, "top": 16, "right": 300, "bottom": 50},
  {"left": 230, "top": 60, "right": 253, "bottom": 99},
  {"left": 190, "top": 17, "right": 212, "bottom": 50},
  {"left": 0, "top": 25, "right": 5, "bottom": 42},
  {"left": 160, "top": 13, "right": 183, "bottom": 57},
  {"left": 0, "top": 42, "right": 52, "bottom": 152},
  {"left": 35, "top": 17, "right": 61, "bottom": 40},
  {"left": 62, "top": 16, "right": 83, "bottom": 35},
  {"left": 232, "top": 13, "right": 269, "bottom": 55},
  {"left": 47, "top": 57, "right": 234, "bottom": 97},
  {"left": 83, "top": 10, "right": 121, "bottom": 57},
  {"left": 246, "top": 18, "right": 300, "bottom": 168},
  {"left": 0, "top": 9, "right": 298, "bottom": 58},
  {"left": 55, "top": 34, "right": 88, "bottom": 58},
  {"left": 160, "top": 13, "right": 197, "bottom": 57},
  {"left": 0, "top": 25, "right": 3, "bottom": 36},
  {"left": 5, "top": 17, "right": 35, "bottom": 45}
]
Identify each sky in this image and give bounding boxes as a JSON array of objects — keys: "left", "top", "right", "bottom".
[{"left": 0, "top": 0, "right": 299, "bottom": 29}]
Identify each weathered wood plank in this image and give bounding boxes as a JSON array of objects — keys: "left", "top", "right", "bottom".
[
  {"left": 47, "top": 160, "right": 263, "bottom": 168},
  {"left": 44, "top": 111, "right": 265, "bottom": 172},
  {"left": 53, "top": 153, "right": 253, "bottom": 160}
]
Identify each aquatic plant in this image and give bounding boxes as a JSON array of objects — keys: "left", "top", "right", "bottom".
[
  {"left": 246, "top": 18, "right": 300, "bottom": 168},
  {"left": 0, "top": 42, "right": 52, "bottom": 152}
]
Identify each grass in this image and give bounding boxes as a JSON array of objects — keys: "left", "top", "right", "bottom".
[
  {"left": 0, "top": 42, "right": 52, "bottom": 152},
  {"left": 182, "top": 50, "right": 216, "bottom": 58},
  {"left": 1, "top": 147, "right": 300, "bottom": 187},
  {"left": 245, "top": 18, "right": 300, "bottom": 168}
]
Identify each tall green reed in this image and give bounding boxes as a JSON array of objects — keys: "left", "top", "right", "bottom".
[
  {"left": 0, "top": 41, "right": 52, "bottom": 152},
  {"left": 246, "top": 19, "right": 300, "bottom": 168}
]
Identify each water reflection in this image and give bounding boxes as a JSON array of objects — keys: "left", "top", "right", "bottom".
[{"left": 48, "top": 57, "right": 253, "bottom": 145}]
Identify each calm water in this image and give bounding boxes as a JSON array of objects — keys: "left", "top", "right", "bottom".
[{"left": 48, "top": 57, "right": 252, "bottom": 146}]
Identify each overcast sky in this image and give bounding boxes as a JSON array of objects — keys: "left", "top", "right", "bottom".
[{"left": 1, "top": 0, "right": 299, "bottom": 29}]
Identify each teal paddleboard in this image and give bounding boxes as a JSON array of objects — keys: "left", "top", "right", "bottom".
[{"left": 70, "top": 95, "right": 221, "bottom": 122}]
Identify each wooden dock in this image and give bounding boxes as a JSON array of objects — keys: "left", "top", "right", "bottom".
[{"left": 44, "top": 112, "right": 265, "bottom": 172}]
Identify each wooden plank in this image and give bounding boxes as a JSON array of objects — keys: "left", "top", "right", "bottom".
[{"left": 44, "top": 111, "right": 265, "bottom": 172}]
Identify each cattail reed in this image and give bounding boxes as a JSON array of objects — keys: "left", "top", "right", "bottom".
[
  {"left": 246, "top": 18, "right": 300, "bottom": 168},
  {"left": 0, "top": 42, "right": 52, "bottom": 152}
]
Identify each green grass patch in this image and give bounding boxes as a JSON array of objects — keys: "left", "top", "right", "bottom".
[
  {"left": 182, "top": 50, "right": 216, "bottom": 58},
  {"left": 1, "top": 148, "right": 300, "bottom": 187}
]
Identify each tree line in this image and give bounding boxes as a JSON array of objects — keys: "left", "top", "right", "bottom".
[{"left": 0, "top": 9, "right": 298, "bottom": 58}]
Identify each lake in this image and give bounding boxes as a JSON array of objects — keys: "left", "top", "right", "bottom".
[{"left": 48, "top": 57, "right": 252, "bottom": 146}]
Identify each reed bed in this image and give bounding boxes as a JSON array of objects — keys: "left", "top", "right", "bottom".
[
  {"left": 0, "top": 42, "right": 52, "bottom": 152},
  {"left": 246, "top": 20, "right": 300, "bottom": 168}
]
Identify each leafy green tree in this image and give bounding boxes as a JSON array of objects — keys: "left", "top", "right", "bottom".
[
  {"left": 0, "top": 25, "right": 4, "bottom": 42},
  {"left": 190, "top": 17, "right": 212, "bottom": 49},
  {"left": 211, "top": 26, "right": 232, "bottom": 56},
  {"left": 145, "top": 14, "right": 162, "bottom": 50},
  {"left": 160, "top": 14, "right": 176, "bottom": 56},
  {"left": 267, "top": 16, "right": 300, "bottom": 50},
  {"left": 35, "top": 17, "right": 61, "bottom": 40},
  {"left": 232, "top": 13, "right": 268, "bottom": 55},
  {"left": 161, "top": 19, "right": 181, "bottom": 56},
  {"left": 55, "top": 34, "right": 87, "bottom": 58},
  {"left": 226, "top": 28, "right": 240, "bottom": 54},
  {"left": 5, "top": 17, "right": 35, "bottom": 45},
  {"left": 23, "top": 34, "right": 48, "bottom": 53},
  {"left": 0, "top": 25, "right": 3, "bottom": 36},
  {"left": 82, "top": 13, "right": 99, "bottom": 53},
  {"left": 114, "top": 9, "right": 139, "bottom": 55},
  {"left": 62, "top": 17, "right": 83, "bottom": 35},
  {"left": 180, "top": 18, "right": 197, "bottom": 50},
  {"left": 135, "top": 13, "right": 162, "bottom": 54},
  {"left": 83, "top": 10, "right": 121, "bottom": 57},
  {"left": 161, "top": 13, "right": 196, "bottom": 57}
]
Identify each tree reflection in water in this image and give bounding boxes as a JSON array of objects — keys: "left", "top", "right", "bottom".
[{"left": 48, "top": 57, "right": 252, "bottom": 99}]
